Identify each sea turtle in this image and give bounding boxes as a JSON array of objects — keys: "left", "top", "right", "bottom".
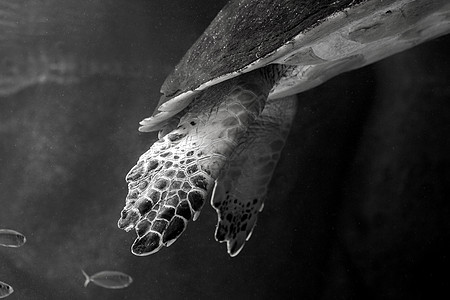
[{"left": 118, "top": 0, "right": 450, "bottom": 257}]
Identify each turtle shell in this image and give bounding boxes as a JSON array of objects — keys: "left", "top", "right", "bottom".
[
  {"left": 142, "top": 0, "right": 365, "bottom": 130},
  {"left": 160, "top": 0, "right": 366, "bottom": 100},
  {"left": 141, "top": 0, "right": 450, "bottom": 131}
]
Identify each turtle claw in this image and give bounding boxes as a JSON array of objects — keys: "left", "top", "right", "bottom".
[{"left": 227, "top": 234, "right": 247, "bottom": 257}]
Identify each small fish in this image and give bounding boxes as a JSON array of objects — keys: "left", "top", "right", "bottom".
[
  {"left": 0, "top": 229, "right": 26, "bottom": 248},
  {"left": 0, "top": 281, "right": 14, "bottom": 299},
  {"left": 81, "top": 269, "right": 133, "bottom": 289}
]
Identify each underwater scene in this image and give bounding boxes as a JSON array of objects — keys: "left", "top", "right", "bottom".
[{"left": 1, "top": 0, "right": 450, "bottom": 299}]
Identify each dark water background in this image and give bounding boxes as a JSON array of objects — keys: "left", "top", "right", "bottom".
[{"left": 1, "top": 1, "right": 449, "bottom": 299}]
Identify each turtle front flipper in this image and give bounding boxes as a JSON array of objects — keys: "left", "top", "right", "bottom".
[
  {"left": 212, "top": 95, "right": 297, "bottom": 256},
  {"left": 118, "top": 68, "right": 276, "bottom": 256}
]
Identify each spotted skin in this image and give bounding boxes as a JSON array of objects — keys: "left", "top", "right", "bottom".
[
  {"left": 212, "top": 96, "right": 297, "bottom": 256},
  {"left": 118, "top": 68, "right": 275, "bottom": 256}
]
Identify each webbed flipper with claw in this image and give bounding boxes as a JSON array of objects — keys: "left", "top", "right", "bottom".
[{"left": 212, "top": 95, "right": 297, "bottom": 256}]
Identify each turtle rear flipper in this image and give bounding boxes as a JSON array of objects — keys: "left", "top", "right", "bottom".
[{"left": 212, "top": 95, "right": 297, "bottom": 256}]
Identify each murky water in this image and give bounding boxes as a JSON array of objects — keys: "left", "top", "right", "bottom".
[{"left": 1, "top": 1, "right": 449, "bottom": 299}]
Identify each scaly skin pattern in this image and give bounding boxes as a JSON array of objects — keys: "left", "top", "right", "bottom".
[
  {"left": 212, "top": 95, "right": 297, "bottom": 256},
  {"left": 117, "top": 70, "right": 273, "bottom": 256}
]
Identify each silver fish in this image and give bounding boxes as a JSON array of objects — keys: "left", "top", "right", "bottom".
[
  {"left": 0, "top": 281, "right": 14, "bottom": 299},
  {"left": 81, "top": 269, "right": 133, "bottom": 289},
  {"left": 0, "top": 229, "right": 26, "bottom": 248}
]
